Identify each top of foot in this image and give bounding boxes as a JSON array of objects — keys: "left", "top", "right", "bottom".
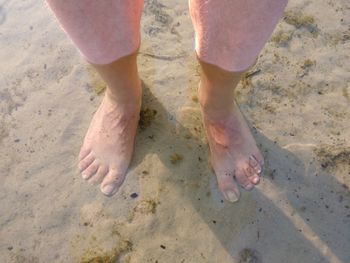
[
  {"left": 203, "top": 101, "right": 264, "bottom": 202},
  {"left": 78, "top": 94, "right": 140, "bottom": 196}
]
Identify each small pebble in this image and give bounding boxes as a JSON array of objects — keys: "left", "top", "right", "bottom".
[{"left": 130, "top": 193, "right": 138, "bottom": 199}]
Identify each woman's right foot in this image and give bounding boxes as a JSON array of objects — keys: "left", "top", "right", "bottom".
[{"left": 78, "top": 89, "right": 141, "bottom": 196}]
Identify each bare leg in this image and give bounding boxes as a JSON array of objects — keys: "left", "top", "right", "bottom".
[
  {"left": 198, "top": 62, "right": 263, "bottom": 202},
  {"left": 190, "top": 0, "right": 287, "bottom": 202},
  {"left": 46, "top": 0, "right": 143, "bottom": 195},
  {"left": 78, "top": 53, "right": 141, "bottom": 196}
]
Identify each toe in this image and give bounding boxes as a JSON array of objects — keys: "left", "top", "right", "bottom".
[
  {"left": 81, "top": 159, "right": 100, "bottom": 180},
  {"left": 249, "top": 155, "right": 263, "bottom": 175},
  {"left": 100, "top": 168, "right": 125, "bottom": 196},
  {"left": 245, "top": 166, "right": 260, "bottom": 185},
  {"left": 79, "top": 147, "right": 91, "bottom": 160},
  {"left": 235, "top": 169, "right": 254, "bottom": 191},
  {"left": 251, "top": 175, "right": 260, "bottom": 185},
  {"left": 248, "top": 154, "right": 264, "bottom": 185},
  {"left": 88, "top": 164, "right": 109, "bottom": 185},
  {"left": 78, "top": 152, "right": 95, "bottom": 172},
  {"left": 216, "top": 172, "right": 241, "bottom": 203}
]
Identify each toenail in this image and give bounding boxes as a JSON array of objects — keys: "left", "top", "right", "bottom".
[
  {"left": 249, "top": 155, "right": 259, "bottom": 167},
  {"left": 101, "top": 184, "right": 117, "bottom": 196},
  {"left": 245, "top": 184, "right": 254, "bottom": 190},
  {"left": 225, "top": 190, "right": 239, "bottom": 203},
  {"left": 253, "top": 177, "right": 259, "bottom": 184},
  {"left": 258, "top": 166, "right": 264, "bottom": 176},
  {"left": 82, "top": 173, "right": 89, "bottom": 179}
]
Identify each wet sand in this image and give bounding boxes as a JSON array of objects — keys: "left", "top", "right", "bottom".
[{"left": 0, "top": 0, "right": 349, "bottom": 262}]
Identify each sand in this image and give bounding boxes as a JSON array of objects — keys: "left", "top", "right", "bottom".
[{"left": 0, "top": 0, "right": 349, "bottom": 262}]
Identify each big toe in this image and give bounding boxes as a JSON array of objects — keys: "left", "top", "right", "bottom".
[
  {"left": 216, "top": 172, "right": 241, "bottom": 203},
  {"left": 100, "top": 168, "right": 126, "bottom": 196}
]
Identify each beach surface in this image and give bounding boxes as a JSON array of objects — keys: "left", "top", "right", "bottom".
[{"left": 0, "top": 0, "right": 349, "bottom": 262}]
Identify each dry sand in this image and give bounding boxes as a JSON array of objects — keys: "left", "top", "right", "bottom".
[{"left": 0, "top": 0, "right": 349, "bottom": 262}]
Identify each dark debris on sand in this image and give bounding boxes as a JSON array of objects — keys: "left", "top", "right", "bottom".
[
  {"left": 79, "top": 240, "right": 133, "bottom": 263},
  {"left": 170, "top": 153, "right": 183, "bottom": 164},
  {"left": 239, "top": 248, "right": 260, "bottom": 263},
  {"left": 314, "top": 146, "right": 350, "bottom": 170},
  {"left": 139, "top": 108, "right": 157, "bottom": 130}
]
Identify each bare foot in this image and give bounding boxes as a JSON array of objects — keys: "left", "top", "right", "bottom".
[
  {"left": 201, "top": 94, "right": 264, "bottom": 203},
  {"left": 78, "top": 92, "right": 140, "bottom": 196}
]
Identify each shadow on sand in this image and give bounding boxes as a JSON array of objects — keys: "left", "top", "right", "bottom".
[{"left": 130, "top": 83, "right": 349, "bottom": 263}]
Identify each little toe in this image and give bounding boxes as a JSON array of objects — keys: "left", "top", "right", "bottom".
[
  {"left": 216, "top": 172, "right": 241, "bottom": 202},
  {"left": 100, "top": 169, "right": 125, "bottom": 196},
  {"left": 81, "top": 159, "right": 100, "bottom": 180},
  {"left": 88, "top": 164, "right": 109, "bottom": 185},
  {"left": 78, "top": 152, "right": 95, "bottom": 172},
  {"left": 79, "top": 147, "right": 91, "bottom": 160}
]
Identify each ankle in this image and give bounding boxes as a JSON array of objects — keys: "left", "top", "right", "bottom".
[
  {"left": 198, "top": 61, "right": 243, "bottom": 116},
  {"left": 198, "top": 82, "right": 235, "bottom": 120},
  {"left": 105, "top": 86, "right": 141, "bottom": 111}
]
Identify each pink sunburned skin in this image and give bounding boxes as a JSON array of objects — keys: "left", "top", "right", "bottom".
[{"left": 47, "top": 0, "right": 288, "bottom": 71}]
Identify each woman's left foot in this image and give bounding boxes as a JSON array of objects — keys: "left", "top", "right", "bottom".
[{"left": 200, "top": 89, "right": 264, "bottom": 203}]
